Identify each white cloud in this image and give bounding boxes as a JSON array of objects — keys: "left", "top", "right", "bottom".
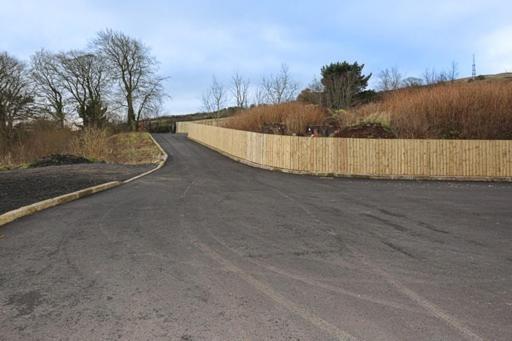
[
  {"left": 479, "top": 25, "right": 512, "bottom": 73},
  {"left": 2, "top": 0, "right": 512, "bottom": 114},
  {"left": 0, "top": 1, "right": 117, "bottom": 55}
]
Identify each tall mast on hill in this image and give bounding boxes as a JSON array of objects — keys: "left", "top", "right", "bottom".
[{"left": 472, "top": 54, "right": 477, "bottom": 80}]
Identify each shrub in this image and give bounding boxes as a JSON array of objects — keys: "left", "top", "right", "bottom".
[
  {"left": 223, "top": 102, "right": 327, "bottom": 135},
  {"left": 68, "top": 127, "right": 111, "bottom": 161},
  {"left": 0, "top": 121, "right": 162, "bottom": 168},
  {"left": 1, "top": 122, "right": 110, "bottom": 168}
]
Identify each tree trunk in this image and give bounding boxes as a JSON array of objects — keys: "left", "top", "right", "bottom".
[{"left": 127, "top": 94, "right": 136, "bottom": 131}]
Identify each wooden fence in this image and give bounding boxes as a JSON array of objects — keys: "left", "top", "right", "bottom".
[{"left": 176, "top": 121, "right": 512, "bottom": 181}]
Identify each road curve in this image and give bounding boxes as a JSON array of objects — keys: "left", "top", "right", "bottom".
[{"left": 1, "top": 134, "right": 511, "bottom": 340}]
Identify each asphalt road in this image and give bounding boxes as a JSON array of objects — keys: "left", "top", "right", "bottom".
[{"left": 1, "top": 134, "right": 511, "bottom": 341}]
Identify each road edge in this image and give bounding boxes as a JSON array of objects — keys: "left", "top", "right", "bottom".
[
  {"left": 123, "top": 134, "right": 168, "bottom": 184},
  {"left": 0, "top": 133, "right": 169, "bottom": 227}
]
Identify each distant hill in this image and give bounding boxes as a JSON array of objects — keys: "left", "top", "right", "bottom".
[
  {"left": 457, "top": 72, "right": 512, "bottom": 83},
  {"left": 147, "top": 107, "right": 241, "bottom": 123},
  {"left": 141, "top": 107, "right": 242, "bottom": 132}
]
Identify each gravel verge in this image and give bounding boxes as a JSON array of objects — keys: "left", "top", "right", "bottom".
[{"left": 0, "top": 163, "right": 154, "bottom": 214}]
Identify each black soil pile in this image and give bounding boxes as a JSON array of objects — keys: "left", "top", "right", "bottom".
[
  {"left": 29, "top": 154, "right": 98, "bottom": 168},
  {"left": 335, "top": 123, "right": 396, "bottom": 139},
  {"left": 0, "top": 163, "right": 154, "bottom": 214}
]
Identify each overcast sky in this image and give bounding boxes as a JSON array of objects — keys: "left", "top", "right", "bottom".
[{"left": 1, "top": 0, "right": 511, "bottom": 115}]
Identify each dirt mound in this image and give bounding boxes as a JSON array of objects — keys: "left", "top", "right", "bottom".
[
  {"left": 29, "top": 154, "right": 97, "bottom": 168},
  {"left": 335, "top": 123, "right": 396, "bottom": 139}
]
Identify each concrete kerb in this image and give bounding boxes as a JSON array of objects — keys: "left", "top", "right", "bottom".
[
  {"left": 0, "top": 134, "right": 169, "bottom": 227},
  {"left": 124, "top": 134, "right": 168, "bottom": 184},
  {"left": 0, "top": 181, "right": 121, "bottom": 227}
]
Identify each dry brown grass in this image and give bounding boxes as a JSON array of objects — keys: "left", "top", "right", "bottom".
[
  {"left": 0, "top": 123, "right": 162, "bottom": 169},
  {"left": 353, "top": 81, "right": 512, "bottom": 139},
  {"left": 107, "top": 132, "right": 162, "bottom": 164},
  {"left": 221, "top": 82, "right": 512, "bottom": 140},
  {"left": 68, "top": 128, "right": 112, "bottom": 161},
  {"left": 1, "top": 122, "right": 74, "bottom": 168},
  {"left": 223, "top": 102, "right": 327, "bottom": 135}
]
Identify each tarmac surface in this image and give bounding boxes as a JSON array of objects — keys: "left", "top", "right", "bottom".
[{"left": 1, "top": 133, "right": 511, "bottom": 340}]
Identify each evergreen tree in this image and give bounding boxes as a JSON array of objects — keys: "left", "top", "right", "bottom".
[{"left": 320, "top": 62, "right": 371, "bottom": 109}]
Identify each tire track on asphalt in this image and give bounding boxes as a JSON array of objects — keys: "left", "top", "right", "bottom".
[
  {"left": 201, "top": 225, "right": 426, "bottom": 315},
  {"left": 349, "top": 248, "right": 484, "bottom": 341},
  {"left": 192, "top": 237, "right": 358, "bottom": 341},
  {"left": 178, "top": 178, "right": 359, "bottom": 341},
  {"left": 265, "top": 184, "right": 485, "bottom": 341},
  {"left": 198, "top": 203, "right": 427, "bottom": 314}
]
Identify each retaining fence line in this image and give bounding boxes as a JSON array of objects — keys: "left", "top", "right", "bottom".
[{"left": 176, "top": 121, "right": 512, "bottom": 181}]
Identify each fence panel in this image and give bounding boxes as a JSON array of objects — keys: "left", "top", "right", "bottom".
[{"left": 176, "top": 122, "right": 512, "bottom": 180}]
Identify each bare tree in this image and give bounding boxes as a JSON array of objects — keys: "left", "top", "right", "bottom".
[
  {"left": 202, "top": 76, "right": 226, "bottom": 117},
  {"left": 56, "top": 51, "right": 111, "bottom": 128},
  {"left": 447, "top": 61, "right": 459, "bottom": 82},
  {"left": 297, "top": 77, "right": 324, "bottom": 105},
  {"left": 261, "top": 64, "right": 298, "bottom": 104},
  {"left": 402, "top": 77, "right": 424, "bottom": 87},
  {"left": 94, "top": 29, "right": 166, "bottom": 130},
  {"left": 423, "top": 68, "right": 439, "bottom": 85},
  {"left": 135, "top": 77, "right": 165, "bottom": 122},
  {"left": 377, "top": 67, "right": 402, "bottom": 91},
  {"left": 231, "top": 72, "right": 249, "bottom": 108},
  {"left": 308, "top": 77, "right": 324, "bottom": 93},
  {"left": 423, "top": 64, "right": 458, "bottom": 85},
  {"left": 0, "top": 52, "right": 33, "bottom": 142},
  {"left": 30, "top": 50, "right": 67, "bottom": 127},
  {"left": 253, "top": 86, "right": 266, "bottom": 106}
]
